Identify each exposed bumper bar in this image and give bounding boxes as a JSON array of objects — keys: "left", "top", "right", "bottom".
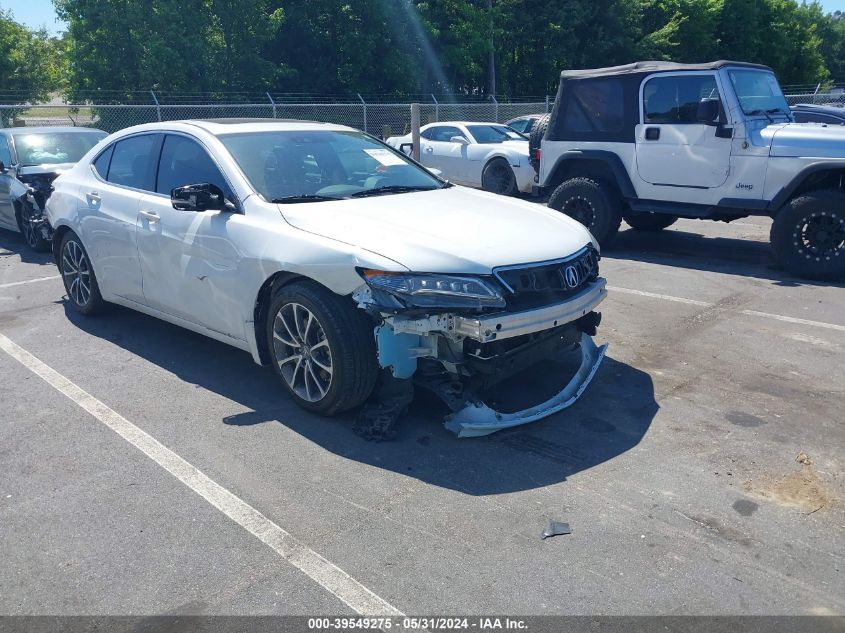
[
  {"left": 444, "top": 332, "right": 607, "bottom": 438},
  {"left": 452, "top": 279, "right": 606, "bottom": 342}
]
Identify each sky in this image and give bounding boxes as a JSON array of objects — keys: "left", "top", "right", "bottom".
[{"left": 5, "top": 0, "right": 845, "bottom": 35}]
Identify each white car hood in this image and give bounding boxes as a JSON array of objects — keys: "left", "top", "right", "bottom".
[
  {"left": 278, "top": 186, "right": 594, "bottom": 274},
  {"left": 761, "top": 122, "right": 845, "bottom": 158}
]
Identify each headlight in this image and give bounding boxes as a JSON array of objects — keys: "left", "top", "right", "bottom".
[{"left": 359, "top": 269, "right": 505, "bottom": 309}]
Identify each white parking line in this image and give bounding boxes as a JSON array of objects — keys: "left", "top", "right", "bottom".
[
  {"left": 0, "top": 275, "right": 61, "bottom": 289},
  {"left": 0, "top": 331, "right": 404, "bottom": 617},
  {"left": 608, "top": 285, "right": 845, "bottom": 333}
]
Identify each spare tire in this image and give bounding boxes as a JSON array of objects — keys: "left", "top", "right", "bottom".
[{"left": 528, "top": 113, "right": 550, "bottom": 173}]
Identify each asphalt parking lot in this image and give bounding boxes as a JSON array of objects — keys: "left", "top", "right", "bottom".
[{"left": 0, "top": 216, "right": 842, "bottom": 616}]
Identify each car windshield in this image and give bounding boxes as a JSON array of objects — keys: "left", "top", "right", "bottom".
[
  {"left": 466, "top": 125, "right": 526, "bottom": 144},
  {"left": 728, "top": 69, "right": 790, "bottom": 116},
  {"left": 12, "top": 131, "right": 105, "bottom": 166},
  {"left": 219, "top": 129, "right": 443, "bottom": 202}
]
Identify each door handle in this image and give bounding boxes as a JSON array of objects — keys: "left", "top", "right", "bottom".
[
  {"left": 425, "top": 146, "right": 434, "bottom": 153},
  {"left": 645, "top": 127, "right": 660, "bottom": 140},
  {"left": 139, "top": 210, "right": 160, "bottom": 223},
  {"left": 85, "top": 191, "right": 101, "bottom": 204}
]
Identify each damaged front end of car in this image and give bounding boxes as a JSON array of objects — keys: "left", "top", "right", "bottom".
[
  {"left": 14, "top": 171, "right": 59, "bottom": 246},
  {"left": 353, "top": 246, "right": 608, "bottom": 438}
]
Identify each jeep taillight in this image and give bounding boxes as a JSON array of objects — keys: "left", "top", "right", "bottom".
[{"left": 533, "top": 149, "right": 541, "bottom": 162}]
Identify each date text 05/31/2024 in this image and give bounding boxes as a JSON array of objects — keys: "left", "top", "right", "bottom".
[{"left": 307, "top": 617, "right": 529, "bottom": 630}]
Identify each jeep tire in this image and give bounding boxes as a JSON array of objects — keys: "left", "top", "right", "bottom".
[
  {"left": 548, "top": 177, "right": 622, "bottom": 246},
  {"left": 623, "top": 212, "right": 678, "bottom": 231},
  {"left": 770, "top": 190, "right": 845, "bottom": 280}
]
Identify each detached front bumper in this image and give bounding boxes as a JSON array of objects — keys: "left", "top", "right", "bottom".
[{"left": 445, "top": 332, "right": 607, "bottom": 438}]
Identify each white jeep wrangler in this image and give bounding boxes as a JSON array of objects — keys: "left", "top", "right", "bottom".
[{"left": 531, "top": 60, "right": 845, "bottom": 280}]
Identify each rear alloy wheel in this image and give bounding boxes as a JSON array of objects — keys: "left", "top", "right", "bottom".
[
  {"left": 770, "top": 190, "right": 845, "bottom": 280},
  {"left": 267, "top": 281, "right": 378, "bottom": 415},
  {"left": 548, "top": 177, "right": 622, "bottom": 247},
  {"left": 18, "top": 203, "right": 51, "bottom": 252},
  {"left": 481, "top": 158, "right": 518, "bottom": 196},
  {"left": 623, "top": 212, "right": 678, "bottom": 231},
  {"left": 60, "top": 232, "right": 106, "bottom": 315}
]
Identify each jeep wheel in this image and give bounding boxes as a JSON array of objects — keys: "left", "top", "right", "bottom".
[
  {"left": 267, "top": 280, "right": 378, "bottom": 415},
  {"left": 548, "top": 177, "right": 622, "bottom": 246},
  {"left": 528, "top": 113, "right": 550, "bottom": 172},
  {"left": 770, "top": 190, "right": 845, "bottom": 280},
  {"left": 481, "top": 158, "right": 518, "bottom": 196},
  {"left": 623, "top": 212, "right": 678, "bottom": 231}
]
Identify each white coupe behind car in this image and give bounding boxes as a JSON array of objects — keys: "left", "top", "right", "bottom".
[
  {"left": 386, "top": 121, "right": 534, "bottom": 196},
  {"left": 46, "top": 119, "right": 606, "bottom": 437}
]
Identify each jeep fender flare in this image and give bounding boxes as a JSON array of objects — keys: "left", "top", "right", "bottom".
[
  {"left": 544, "top": 150, "right": 637, "bottom": 199},
  {"left": 768, "top": 161, "right": 845, "bottom": 211}
]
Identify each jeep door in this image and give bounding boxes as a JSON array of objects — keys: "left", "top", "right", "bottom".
[{"left": 636, "top": 72, "right": 731, "bottom": 189}]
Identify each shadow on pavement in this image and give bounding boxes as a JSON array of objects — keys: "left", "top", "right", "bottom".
[
  {"left": 63, "top": 301, "right": 658, "bottom": 496},
  {"left": 0, "top": 229, "right": 54, "bottom": 267},
  {"left": 608, "top": 225, "right": 844, "bottom": 288}
]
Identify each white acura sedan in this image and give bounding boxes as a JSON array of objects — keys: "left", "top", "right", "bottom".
[
  {"left": 386, "top": 121, "right": 534, "bottom": 197},
  {"left": 47, "top": 119, "right": 607, "bottom": 437}
]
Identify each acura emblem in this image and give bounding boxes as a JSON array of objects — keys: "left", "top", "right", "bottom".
[{"left": 563, "top": 265, "right": 580, "bottom": 288}]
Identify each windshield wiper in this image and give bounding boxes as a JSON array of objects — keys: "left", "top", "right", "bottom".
[
  {"left": 271, "top": 194, "right": 346, "bottom": 203},
  {"left": 767, "top": 107, "right": 793, "bottom": 121},
  {"left": 349, "top": 185, "right": 440, "bottom": 198},
  {"left": 748, "top": 109, "right": 774, "bottom": 123}
]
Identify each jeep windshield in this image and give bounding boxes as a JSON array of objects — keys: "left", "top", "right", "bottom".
[
  {"left": 728, "top": 69, "right": 790, "bottom": 117},
  {"left": 219, "top": 130, "right": 444, "bottom": 202},
  {"left": 12, "top": 131, "right": 106, "bottom": 167}
]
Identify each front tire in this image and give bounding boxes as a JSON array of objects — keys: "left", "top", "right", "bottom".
[
  {"left": 481, "top": 158, "right": 518, "bottom": 196},
  {"left": 623, "top": 212, "right": 678, "bottom": 231},
  {"left": 59, "top": 232, "right": 106, "bottom": 315},
  {"left": 770, "top": 190, "right": 845, "bottom": 280},
  {"left": 266, "top": 281, "right": 378, "bottom": 415},
  {"left": 548, "top": 177, "right": 622, "bottom": 246}
]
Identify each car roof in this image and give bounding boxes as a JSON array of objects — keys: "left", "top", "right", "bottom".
[
  {"left": 3, "top": 126, "right": 107, "bottom": 135},
  {"left": 560, "top": 60, "right": 772, "bottom": 80},
  {"left": 425, "top": 121, "right": 506, "bottom": 127},
  {"left": 109, "top": 119, "right": 360, "bottom": 137}
]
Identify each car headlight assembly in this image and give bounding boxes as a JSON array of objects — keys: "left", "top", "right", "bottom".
[{"left": 359, "top": 269, "right": 506, "bottom": 309}]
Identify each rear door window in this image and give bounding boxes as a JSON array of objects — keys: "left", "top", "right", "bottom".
[
  {"left": 564, "top": 79, "right": 624, "bottom": 133},
  {"left": 106, "top": 134, "right": 162, "bottom": 191}
]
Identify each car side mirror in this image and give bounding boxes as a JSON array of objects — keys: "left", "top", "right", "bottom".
[
  {"left": 171, "top": 183, "right": 227, "bottom": 212},
  {"left": 449, "top": 135, "right": 470, "bottom": 145},
  {"left": 697, "top": 99, "right": 720, "bottom": 125}
]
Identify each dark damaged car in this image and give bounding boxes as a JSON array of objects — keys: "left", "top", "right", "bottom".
[{"left": 0, "top": 127, "right": 107, "bottom": 251}]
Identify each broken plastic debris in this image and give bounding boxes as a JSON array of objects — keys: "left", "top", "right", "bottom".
[{"left": 541, "top": 521, "right": 571, "bottom": 539}]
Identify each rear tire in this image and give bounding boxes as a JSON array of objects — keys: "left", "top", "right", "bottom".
[
  {"left": 770, "top": 190, "right": 845, "bottom": 280},
  {"left": 266, "top": 280, "right": 378, "bottom": 415},
  {"left": 481, "top": 158, "right": 518, "bottom": 196},
  {"left": 623, "top": 212, "right": 678, "bottom": 231},
  {"left": 59, "top": 232, "right": 106, "bottom": 315},
  {"left": 548, "top": 177, "right": 622, "bottom": 246},
  {"left": 528, "top": 113, "right": 550, "bottom": 173}
]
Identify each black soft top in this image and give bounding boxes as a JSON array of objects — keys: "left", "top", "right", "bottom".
[{"left": 560, "top": 60, "right": 772, "bottom": 80}]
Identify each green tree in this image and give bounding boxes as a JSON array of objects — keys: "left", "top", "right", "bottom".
[{"left": 0, "top": 8, "right": 60, "bottom": 103}]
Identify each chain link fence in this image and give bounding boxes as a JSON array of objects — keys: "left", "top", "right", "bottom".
[
  {"left": 0, "top": 95, "right": 551, "bottom": 137},
  {"left": 2, "top": 88, "right": 842, "bottom": 134}
]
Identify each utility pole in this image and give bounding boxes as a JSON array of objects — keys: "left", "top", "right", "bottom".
[{"left": 487, "top": 0, "right": 496, "bottom": 98}]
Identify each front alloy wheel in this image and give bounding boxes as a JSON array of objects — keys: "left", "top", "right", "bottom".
[
  {"left": 272, "top": 302, "right": 333, "bottom": 403},
  {"left": 19, "top": 203, "right": 50, "bottom": 252}
]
